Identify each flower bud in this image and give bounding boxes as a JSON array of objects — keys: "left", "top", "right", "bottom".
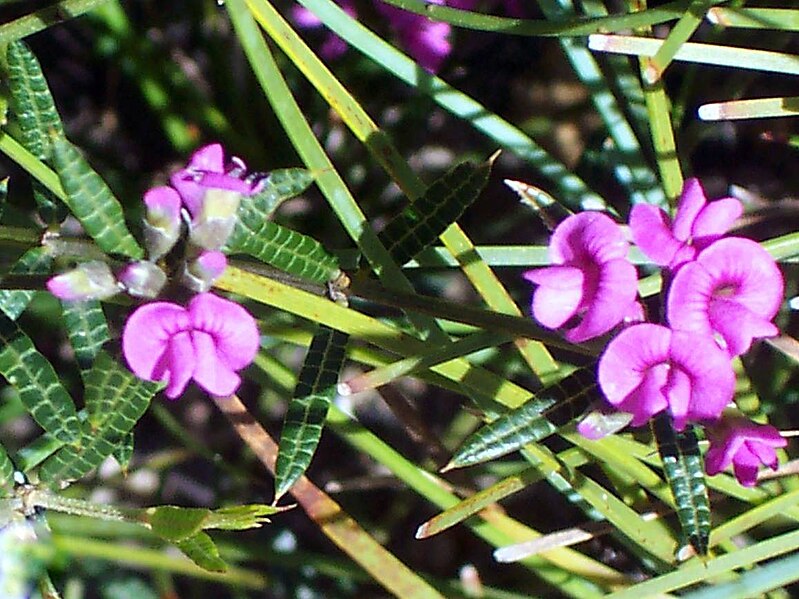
[
  {"left": 117, "top": 261, "right": 167, "bottom": 299},
  {"left": 181, "top": 251, "right": 228, "bottom": 293},
  {"left": 187, "top": 189, "right": 241, "bottom": 250},
  {"left": 47, "top": 261, "right": 119, "bottom": 301},
  {"left": 143, "top": 186, "right": 182, "bottom": 260}
]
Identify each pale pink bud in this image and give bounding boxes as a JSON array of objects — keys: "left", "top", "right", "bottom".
[
  {"left": 181, "top": 251, "right": 228, "bottom": 293},
  {"left": 188, "top": 189, "right": 241, "bottom": 250},
  {"left": 47, "top": 261, "right": 119, "bottom": 301},
  {"left": 117, "top": 261, "right": 167, "bottom": 299},
  {"left": 143, "top": 186, "right": 182, "bottom": 260}
]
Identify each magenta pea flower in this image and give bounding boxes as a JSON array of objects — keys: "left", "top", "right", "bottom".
[
  {"left": 376, "top": 0, "right": 453, "bottom": 73},
  {"left": 705, "top": 418, "right": 787, "bottom": 487},
  {"left": 524, "top": 211, "right": 639, "bottom": 343},
  {"left": 122, "top": 293, "right": 260, "bottom": 399},
  {"left": 598, "top": 323, "right": 735, "bottom": 430},
  {"left": 170, "top": 143, "right": 264, "bottom": 250},
  {"left": 291, "top": 0, "right": 357, "bottom": 60},
  {"left": 667, "top": 237, "right": 783, "bottom": 357},
  {"left": 629, "top": 178, "right": 742, "bottom": 271}
]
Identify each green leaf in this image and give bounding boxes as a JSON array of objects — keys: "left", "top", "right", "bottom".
[
  {"left": 39, "top": 352, "right": 161, "bottom": 484},
  {"left": 61, "top": 299, "right": 110, "bottom": 371},
  {"left": 0, "top": 441, "right": 15, "bottom": 498},
  {"left": 174, "top": 531, "right": 226, "bottom": 572},
  {"left": 652, "top": 415, "right": 710, "bottom": 557},
  {"left": 0, "top": 311, "right": 80, "bottom": 444},
  {"left": 4, "top": 40, "right": 64, "bottom": 159},
  {"left": 242, "top": 168, "right": 314, "bottom": 220},
  {"left": 50, "top": 136, "right": 143, "bottom": 259},
  {"left": 111, "top": 432, "right": 134, "bottom": 474},
  {"left": 379, "top": 157, "right": 492, "bottom": 266},
  {"left": 226, "top": 220, "right": 340, "bottom": 284},
  {"left": 146, "top": 506, "right": 211, "bottom": 542},
  {"left": 446, "top": 368, "right": 597, "bottom": 470},
  {"left": 4, "top": 40, "right": 68, "bottom": 223},
  {"left": 274, "top": 325, "right": 348, "bottom": 501},
  {"left": 203, "top": 504, "right": 281, "bottom": 530},
  {"left": 0, "top": 247, "right": 53, "bottom": 320}
]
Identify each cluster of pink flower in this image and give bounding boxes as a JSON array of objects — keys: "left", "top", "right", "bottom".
[
  {"left": 292, "top": 0, "right": 524, "bottom": 74},
  {"left": 525, "top": 179, "right": 787, "bottom": 486},
  {"left": 48, "top": 144, "right": 262, "bottom": 400}
]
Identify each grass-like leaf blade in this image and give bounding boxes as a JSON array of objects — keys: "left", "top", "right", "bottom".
[
  {"left": 50, "top": 136, "right": 143, "bottom": 259},
  {"left": 4, "top": 40, "right": 68, "bottom": 223},
  {"left": 274, "top": 325, "right": 348, "bottom": 501},
  {"left": 61, "top": 299, "right": 109, "bottom": 372},
  {"left": 446, "top": 368, "right": 597, "bottom": 470},
  {"left": 243, "top": 167, "right": 314, "bottom": 220},
  {"left": 652, "top": 414, "right": 710, "bottom": 557},
  {"left": 0, "top": 247, "right": 52, "bottom": 320},
  {"left": 39, "top": 352, "right": 161, "bottom": 484},
  {"left": 226, "top": 220, "right": 340, "bottom": 284},
  {"left": 379, "top": 157, "right": 492, "bottom": 266},
  {"left": 0, "top": 311, "right": 80, "bottom": 444}
]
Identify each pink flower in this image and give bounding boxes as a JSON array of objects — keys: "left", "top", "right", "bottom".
[
  {"left": 170, "top": 143, "right": 264, "bottom": 250},
  {"left": 598, "top": 323, "right": 735, "bottom": 430},
  {"left": 667, "top": 237, "right": 783, "bottom": 357},
  {"left": 629, "top": 178, "right": 742, "bottom": 271},
  {"left": 122, "top": 293, "right": 260, "bottom": 399},
  {"left": 705, "top": 418, "right": 787, "bottom": 487},
  {"left": 291, "top": 0, "right": 358, "bottom": 60},
  {"left": 524, "top": 212, "right": 639, "bottom": 343},
  {"left": 376, "top": 0, "right": 453, "bottom": 73}
]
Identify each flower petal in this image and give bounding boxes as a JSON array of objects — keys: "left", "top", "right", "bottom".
[
  {"left": 156, "top": 331, "right": 196, "bottom": 399},
  {"left": 187, "top": 293, "right": 260, "bottom": 370},
  {"left": 525, "top": 266, "right": 584, "bottom": 329},
  {"left": 692, "top": 197, "right": 742, "bottom": 244},
  {"left": 565, "top": 258, "right": 638, "bottom": 343},
  {"left": 671, "top": 178, "right": 707, "bottom": 241},
  {"left": 629, "top": 204, "right": 682, "bottom": 266},
  {"left": 615, "top": 364, "right": 670, "bottom": 427},
  {"left": 191, "top": 330, "right": 242, "bottom": 396},
  {"left": 708, "top": 298, "right": 779, "bottom": 356},
  {"left": 122, "top": 302, "right": 189, "bottom": 382},
  {"left": 664, "top": 367, "right": 692, "bottom": 430},
  {"left": 598, "top": 323, "right": 671, "bottom": 411},
  {"left": 549, "top": 212, "right": 628, "bottom": 265}
]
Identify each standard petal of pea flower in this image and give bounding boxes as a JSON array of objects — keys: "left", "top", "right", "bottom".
[
  {"left": 122, "top": 293, "right": 260, "bottom": 399},
  {"left": 667, "top": 237, "right": 784, "bottom": 357},
  {"left": 598, "top": 323, "right": 735, "bottom": 430},
  {"left": 523, "top": 211, "right": 639, "bottom": 343}
]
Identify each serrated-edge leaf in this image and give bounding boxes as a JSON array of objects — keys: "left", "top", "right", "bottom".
[
  {"left": 203, "top": 504, "right": 280, "bottom": 530},
  {"left": 111, "top": 432, "right": 134, "bottom": 473},
  {"left": 652, "top": 415, "right": 710, "bottom": 557},
  {"left": 50, "top": 137, "right": 143, "bottom": 259},
  {"left": 0, "top": 311, "right": 79, "bottom": 444},
  {"left": 379, "top": 159, "right": 491, "bottom": 266},
  {"left": 226, "top": 220, "right": 339, "bottom": 284},
  {"left": 242, "top": 168, "right": 314, "bottom": 220},
  {"left": 0, "top": 247, "right": 53, "bottom": 321},
  {"left": 39, "top": 352, "right": 161, "bottom": 484},
  {"left": 146, "top": 506, "right": 211, "bottom": 542},
  {"left": 175, "top": 531, "right": 227, "bottom": 572},
  {"left": 61, "top": 299, "right": 109, "bottom": 372},
  {"left": 5, "top": 40, "right": 64, "bottom": 160},
  {"left": 274, "top": 326, "right": 348, "bottom": 500},
  {"left": 448, "top": 368, "right": 597, "bottom": 469}
]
